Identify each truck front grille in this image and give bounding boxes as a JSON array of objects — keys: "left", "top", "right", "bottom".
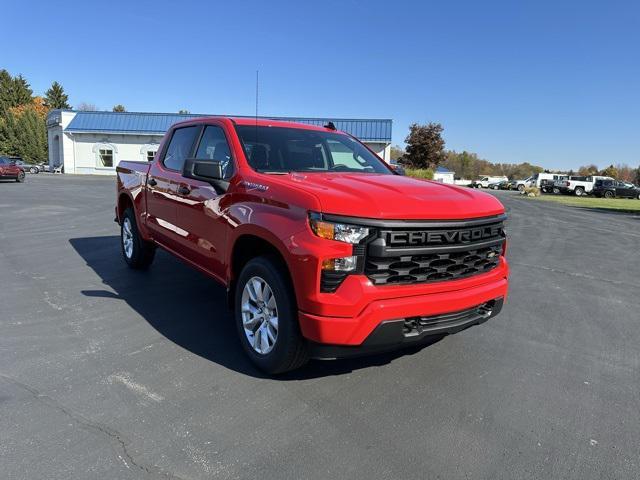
[
  {"left": 365, "top": 244, "right": 502, "bottom": 285},
  {"left": 363, "top": 215, "right": 505, "bottom": 286}
]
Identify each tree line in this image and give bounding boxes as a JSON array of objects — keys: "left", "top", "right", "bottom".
[
  {"left": 0, "top": 70, "right": 72, "bottom": 163},
  {"left": 394, "top": 122, "right": 639, "bottom": 182},
  {"left": 573, "top": 163, "right": 640, "bottom": 184},
  {"left": 0, "top": 69, "right": 195, "bottom": 165}
]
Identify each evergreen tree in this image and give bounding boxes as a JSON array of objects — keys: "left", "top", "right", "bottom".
[
  {"left": 112, "top": 104, "right": 126, "bottom": 112},
  {"left": 0, "top": 70, "right": 33, "bottom": 113},
  {"left": 15, "top": 108, "right": 48, "bottom": 162},
  {"left": 44, "top": 81, "right": 71, "bottom": 109}
]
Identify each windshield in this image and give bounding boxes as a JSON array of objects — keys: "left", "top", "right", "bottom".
[{"left": 234, "top": 125, "right": 392, "bottom": 174}]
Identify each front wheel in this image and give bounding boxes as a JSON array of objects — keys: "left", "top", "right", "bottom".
[
  {"left": 575, "top": 187, "right": 585, "bottom": 196},
  {"left": 518, "top": 184, "right": 525, "bottom": 192},
  {"left": 121, "top": 208, "right": 155, "bottom": 269},
  {"left": 235, "top": 256, "right": 308, "bottom": 374}
]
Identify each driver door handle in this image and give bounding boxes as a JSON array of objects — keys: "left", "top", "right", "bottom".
[
  {"left": 148, "top": 178, "right": 157, "bottom": 187},
  {"left": 177, "top": 185, "right": 191, "bottom": 196}
]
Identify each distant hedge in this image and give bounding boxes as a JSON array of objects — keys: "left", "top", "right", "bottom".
[{"left": 405, "top": 168, "right": 434, "bottom": 180}]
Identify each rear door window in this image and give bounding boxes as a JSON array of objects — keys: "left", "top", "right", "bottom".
[{"left": 162, "top": 126, "right": 200, "bottom": 171}]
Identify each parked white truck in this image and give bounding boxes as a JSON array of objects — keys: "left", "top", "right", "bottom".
[
  {"left": 472, "top": 175, "right": 508, "bottom": 188},
  {"left": 558, "top": 175, "right": 614, "bottom": 196}
]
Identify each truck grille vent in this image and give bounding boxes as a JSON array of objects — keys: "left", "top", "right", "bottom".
[
  {"left": 364, "top": 216, "right": 505, "bottom": 286},
  {"left": 365, "top": 245, "right": 501, "bottom": 285}
]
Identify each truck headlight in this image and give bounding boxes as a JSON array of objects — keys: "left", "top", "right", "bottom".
[
  {"left": 322, "top": 256, "right": 358, "bottom": 272},
  {"left": 308, "top": 213, "right": 369, "bottom": 244}
]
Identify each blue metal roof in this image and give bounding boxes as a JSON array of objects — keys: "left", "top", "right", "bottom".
[{"left": 63, "top": 111, "right": 392, "bottom": 142}]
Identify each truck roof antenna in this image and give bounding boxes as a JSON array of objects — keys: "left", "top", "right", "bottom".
[
  {"left": 324, "top": 121, "right": 336, "bottom": 130},
  {"left": 255, "top": 70, "right": 259, "bottom": 142}
]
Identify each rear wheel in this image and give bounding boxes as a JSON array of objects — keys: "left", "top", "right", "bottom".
[
  {"left": 604, "top": 190, "right": 614, "bottom": 199},
  {"left": 121, "top": 208, "right": 155, "bottom": 269},
  {"left": 29, "top": 166, "right": 38, "bottom": 174},
  {"left": 235, "top": 256, "right": 308, "bottom": 374},
  {"left": 575, "top": 187, "right": 585, "bottom": 196},
  {"left": 16, "top": 171, "right": 25, "bottom": 182}
]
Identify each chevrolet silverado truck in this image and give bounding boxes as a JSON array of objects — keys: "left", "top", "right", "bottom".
[{"left": 115, "top": 117, "right": 509, "bottom": 373}]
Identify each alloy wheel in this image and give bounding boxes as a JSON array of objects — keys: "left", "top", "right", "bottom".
[
  {"left": 122, "top": 218, "right": 134, "bottom": 259},
  {"left": 241, "top": 276, "right": 279, "bottom": 355}
]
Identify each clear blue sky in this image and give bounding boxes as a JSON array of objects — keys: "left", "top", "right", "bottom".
[{"left": 3, "top": 0, "right": 639, "bottom": 170}]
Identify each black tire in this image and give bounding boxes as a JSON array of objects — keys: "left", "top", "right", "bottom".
[
  {"left": 604, "top": 190, "right": 614, "bottom": 199},
  {"left": 120, "top": 207, "right": 155, "bottom": 269},
  {"left": 553, "top": 187, "right": 560, "bottom": 194},
  {"left": 235, "top": 256, "right": 308, "bottom": 374},
  {"left": 518, "top": 184, "right": 525, "bottom": 192},
  {"left": 16, "top": 171, "right": 25, "bottom": 182},
  {"left": 29, "top": 167, "right": 38, "bottom": 174},
  {"left": 575, "top": 187, "right": 585, "bottom": 196}
]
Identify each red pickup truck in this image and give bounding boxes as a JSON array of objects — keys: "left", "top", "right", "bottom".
[{"left": 116, "top": 117, "right": 509, "bottom": 373}]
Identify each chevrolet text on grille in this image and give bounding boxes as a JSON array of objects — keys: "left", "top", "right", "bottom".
[{"left": 387, "top": 225, "right": 503, "bottom": 246}]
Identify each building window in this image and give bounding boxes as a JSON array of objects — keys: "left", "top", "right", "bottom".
[
  {"left": 140, "top": 143, "right": 160, "bottom": 162},
  {"left": 93, "top": 142, "right": 117, "bottom": 169},
  {"left": 98, "top": 149, "right": 114, "bottom": 167}
]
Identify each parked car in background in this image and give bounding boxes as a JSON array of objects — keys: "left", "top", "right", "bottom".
[
  {"left": 530, "top": 172, "right": 568, "bottom": 189},
  {"left": 11, "top": 159, "right": 42, "bottom": 174},
  {"left": 511, "top": 176, "right": 534, "bottom": 191},
  {"left": 0, "top": 156, "right": 26, "bottom": 182},
  {"left": 472, "top": 175, "right": 508, "bottom": 188},
  {"left": 489, "top": 180, "right": 511, "bottom": 190},
  {"left": 592, "top": 179, "right": 640, "bottom": 199},
  {"left": 540, "top": 179, "right": 556, "bottom": 193},
  {"left": 559, "top": 175, "right": 613, "bottom": 196}
]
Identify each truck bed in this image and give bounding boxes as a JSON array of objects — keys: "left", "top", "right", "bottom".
[{"left": 116, "top": 161, "right": 152, "bottom": 222}]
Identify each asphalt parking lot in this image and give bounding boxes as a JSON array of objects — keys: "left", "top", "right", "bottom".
[{"left": 1, "top": 174, "right": 639, "bottom": 480}]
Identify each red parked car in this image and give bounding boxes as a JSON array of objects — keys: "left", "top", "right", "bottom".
[
  {"left": 0, "top": 156, "right": 26, "bottom": 182},
  {"left": 116, "top": 117, "right": 509, "bottom": 373}
]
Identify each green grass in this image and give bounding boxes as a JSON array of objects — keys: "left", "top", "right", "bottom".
[
  {"left": 405, "top": 168, "right": 434, "bottom": 180},
  {"left": 528, "top": 194, "right": 640, "bottom": 212}
]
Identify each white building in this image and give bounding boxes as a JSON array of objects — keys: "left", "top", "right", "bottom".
[
  {"left": 433, "top": 166, "right": 455, "bottom": 184},
  {"left": 46, "top": 111, "right": 392, "bottom": 175}
]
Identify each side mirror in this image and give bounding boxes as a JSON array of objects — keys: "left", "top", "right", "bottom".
[
  {"left": 392, "top": 164, "right": 406, "bottom": 176},
  {"left": 183, "top": 158, "right": 223, "bottom": 182}
]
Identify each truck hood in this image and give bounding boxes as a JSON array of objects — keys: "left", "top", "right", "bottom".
[{"left": 283, "top": 173, "right": 505, "bottom": 220}]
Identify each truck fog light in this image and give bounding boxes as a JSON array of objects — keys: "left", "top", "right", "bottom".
[{"left": 322, "top": 256, "right": 357, "bottom": 272}]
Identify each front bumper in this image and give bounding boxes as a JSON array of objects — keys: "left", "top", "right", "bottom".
[
  {"left": 308, "top": 298, "right": 504, "bottom": 359},
  {"left": 298, "top": 268, "right": 508, "bottom": 349}
]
